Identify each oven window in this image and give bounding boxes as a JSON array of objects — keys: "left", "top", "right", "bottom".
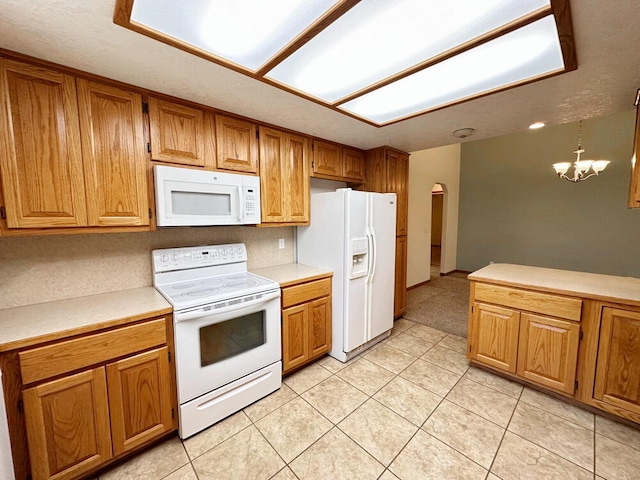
[
  {"left": 199, "top": 311, "right": 265, "bottom": 367},
  {"left": 172, "top": 191, "right": 231, "bottom": 216}
]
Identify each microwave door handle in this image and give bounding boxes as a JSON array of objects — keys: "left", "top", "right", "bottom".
[{"left": 237, "top": 186, "right": 243, "bottom": 221}]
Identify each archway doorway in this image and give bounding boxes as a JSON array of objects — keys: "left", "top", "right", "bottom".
[{"left": 431, "top": 183, "right": 445, "bottom": 278}]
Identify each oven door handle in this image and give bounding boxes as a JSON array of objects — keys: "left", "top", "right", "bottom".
[{"left": 173, "top": 289, "right": 281, "bottom": 322}]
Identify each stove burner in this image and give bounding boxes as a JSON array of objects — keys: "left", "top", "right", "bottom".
[
  {"left": 171, "top": 283, "right": 196, "bottom": 290},
  {"left": 182, "top": 288, "right": 219, "bottom": 297}
]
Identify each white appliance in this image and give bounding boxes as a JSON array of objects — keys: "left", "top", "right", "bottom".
[
  {"left": 0, "top": 369, "right": 15, "bottom": 480},
  {"left": 154, "top": 165, "right": 261, "bottom": 226},
  {"left": 152, "top": 243, "right": 281, "bottom": 438},
  {"left": 297, "top": 189, "right": 397, "bottom": 362}
]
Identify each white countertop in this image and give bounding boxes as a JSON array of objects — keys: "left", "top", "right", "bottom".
[
  {"left": 0, "top": 287, "right": 172, "bottom": 352},
  {"left": 469, "top": 263, "right": 640, "bottom": 306},
  {"left": 251, "top": 263, "right": 333, "bottom": 288}
]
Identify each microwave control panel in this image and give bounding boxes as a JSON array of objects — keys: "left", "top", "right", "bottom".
[{"left": 243, "top": 186, "right": 260, "bottom": 223}]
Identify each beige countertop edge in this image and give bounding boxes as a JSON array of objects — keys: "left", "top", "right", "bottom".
[
  {"left": 0, "top": 287, "right": 173, "bottom": 353},
  {"left": 469, "top": 263, "right": 640, "bottom": 306},
  {"left": 251, "top": 263, "right": 333, "bottom": 288}
]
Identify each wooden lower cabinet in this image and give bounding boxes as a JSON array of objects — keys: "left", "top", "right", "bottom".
[
  {"left": 281, "top": 276, "right": 332, "bottom": 374},
  {"left": 469, "top": 303, "right": 520, "bottom": 373},
  {"left": 394, "top": 235, "right": 407, "bottom": 318}
]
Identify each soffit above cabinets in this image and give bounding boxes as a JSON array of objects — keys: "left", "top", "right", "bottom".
[{"left": 114, "top": 0, "right": 576, "bottom": 127}]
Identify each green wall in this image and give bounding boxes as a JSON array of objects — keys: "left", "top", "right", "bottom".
[{"left": 458, "top": 109, "right": 640, "bottom": 277}]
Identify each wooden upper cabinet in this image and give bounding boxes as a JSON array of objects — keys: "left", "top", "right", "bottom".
[
  {"left": 259, "top": 126, "right": 309, "bottom": 224},
  {"left": 628, "top": 96, "right": 640, "bottom": 207},
  {"left": 0, "top": 58, "right": 87, "bottom": 228},
  {"left": 215, "top": 114, "right": 258, "bottom": 174},
  {"left": 312, "top": 140, "right": 341, "bottom": 178},
  {"left": 148, "top": 97, "right": 211, "bottom": 167},
  {"left": 387, "top": 150, "right": 409, "bottom": 236},
  {"left": 77, "top": 80, "right": 149, "bottom": 226},
  {"left": 342, "top": 147, "right": 365, "bottom": 182},
  {"left": 593, "top": 307, "right": 640, "bottom": 416}
]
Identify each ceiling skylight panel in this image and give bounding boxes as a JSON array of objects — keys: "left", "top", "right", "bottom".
[
  {"left": 265, "top": 0, "right": 550, "bottom": 103},
  {"left": 338, "top": 15, "right": 564, "bottom": 124},
  {"left": 130, "top": 0, "right": 338, "bottom": 71}
]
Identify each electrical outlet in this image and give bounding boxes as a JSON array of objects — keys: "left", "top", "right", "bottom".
[{"left": 278, "top": 238, "right": 285, "bottom": 249}]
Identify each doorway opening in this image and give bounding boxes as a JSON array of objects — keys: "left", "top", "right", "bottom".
[{"left": 431, "top": 183, "right": 445, "bottom": 278}]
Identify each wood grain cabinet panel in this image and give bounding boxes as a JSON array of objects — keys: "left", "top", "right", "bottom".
[
  {"left": 215, "top": 114, "right": 258, "bottom": 173},
  {"left": 469, "top": 303, "right": 520, "bottom": 373},
  {"left": 311, "top": 140, "right": 341, "bottom": 179},
  {"left": 77, "top": 80, "right": 149, "bottom": 226},
  {"left": 23, "top": 368, "right": 112, "bottom": 480},
  {"left": 394, "top": 236, "right": 408, "bottom": 318},
  {"left": 309, "top": 297, "right": 331, "bottom": 358},
  {"left": 342, "top": 148, "right": 365, "bottom": 182},
  {"left": 107, "top": 347, "right": 174, "bottom": 456},
  {"left": 287, "top": 133, "right": 310, "bottom": 222},
  {"left": 148, "top": 97, "right": 209, "bottom": 167},
  {"left": 282, "top": 304, "right": 309, "bottom": 373},
  {"left": 0, "top": 58, "right": 87, "bottom": 228},
  {"left": 517, "top": 313, "right": 580, "bottom": 394},
  {"left": 628, "top": 93, "right": 640, "bottom": 207},
  {"left": 593, "top": 307, "right": 640, "bottom": 416}
]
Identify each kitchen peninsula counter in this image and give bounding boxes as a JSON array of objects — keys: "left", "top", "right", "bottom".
[{"left": 0, "top": 287, "right": 172, "bottom": 352}]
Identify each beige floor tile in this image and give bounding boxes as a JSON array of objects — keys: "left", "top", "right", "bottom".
[
  {"left": 463, "top": 366, "right": 523, "bottom": 398},
  {"left": 336, "top": 357, "right": 396, "bottom": 395},
  {"left": 284, "top": 363, "right": 332, "bottom": 394},
  {"left": 270, "top": 466, "right": 298, "bottom": 480},
  {"left": 392, "top": 318, "right": 416, "bottom": 332},
  {"left": 373, "top": 376, "right": 442, "bottom": 426},
  {"left": 244, "top": 383, "right": 299, "bottom": 422},
  {"left": 100, "top": 437, "right": 189, "bottom": 480},
  {"left": 436, "top": 334, "right": 468, "bottom": 354},
  {"left": 364, "top": 344, "right": 417, "bottom": 374},
  {"left": 423, "top": 400, "right": 504, "bottom": 468},
  {"left": 255, "top": 397, "right": 332, "bottom": 462},
  {"left": 192, "top": 425, "right": 284, "bottom": 480},
  {"left": 338, "top": 399, "right": 418, "bottom": 466},
  {"left": 520, "top": 387, "right": 594, "bottom": 430},
  {"left": 182, "top": 411, "right": 251, "bottom": 460},
  {"left": 508, "top": 402, "right": 594, "bottom": 471},
  {"left": 162, "top": 464, "right": 198, "bottom": 480},
  {"left": 596, "top": 433, "right": 640, "bottom": 480},
  {"left": 491, "top": 431, "right": 593, "bottom": 480},
  {"left": 389, "top": 430, "right": 487, "bottom": 480},
  {"left": 400, "top": 358, "right": 461, "bottom": 397},
  {"left": 301, "top": 375, "right": 368, "bottom": 423},
  {"left": 596, "top": 415, "right": 640, "bottom": 450},
  {"left": 486, "top": 475, "right": 502, "bottom": 480},
  {"left": 385, "top": 331, "right": 435, "bottom": 357},
  {"left": 379, "top": 470, "right": 400, "bottom": 479},
  {"left": 404, "top": 324, "right": 448, "bottom": 343},
  {"left": 446, "top": 377, "right": 517, "bottom": 427},
  {"left": 289, "top": 427, "right": 384, "bottom": 480},
  {"left": 421, "top": 344, "right": 470, "bottom": 375},
  {"left": 315, "top": 354, "right": 349, "bottom": 373}
]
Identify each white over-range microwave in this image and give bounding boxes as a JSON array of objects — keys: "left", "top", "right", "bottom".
[{"left": 154, "top": 165, "right": 261, "bottom": 226}]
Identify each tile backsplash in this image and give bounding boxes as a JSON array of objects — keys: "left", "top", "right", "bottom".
[{"left": 0, "top": 226, "right": 294, "bottom": 309}]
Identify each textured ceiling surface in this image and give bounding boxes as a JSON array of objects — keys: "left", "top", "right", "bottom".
[{"left": 0, "top": 0, "right": 638, "bottom": 152}]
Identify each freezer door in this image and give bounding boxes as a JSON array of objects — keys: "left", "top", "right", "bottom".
[{"left": 368, "top": 193, "right": 397, "bottom": 340}]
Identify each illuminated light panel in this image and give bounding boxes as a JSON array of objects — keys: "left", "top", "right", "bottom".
[
  {"left": 130, "top": 0, "right": 338, "bottom": 71},
  {"left": 266, "top": 0, "right": 550, "bottom": 103},
  {"left": 338, "top": 16, "right": 564, "bottom": 124},
  {"left": 529, "top": 122, "right": 546, "bottom": 129}
]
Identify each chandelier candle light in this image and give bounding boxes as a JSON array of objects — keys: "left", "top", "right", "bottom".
[{"left": 553, "top": 121, "right": 610, "bottom": 182}]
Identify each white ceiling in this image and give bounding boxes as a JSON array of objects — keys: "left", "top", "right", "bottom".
[{"left": 0, "top": 0, "right": 638, "bottom": 152}]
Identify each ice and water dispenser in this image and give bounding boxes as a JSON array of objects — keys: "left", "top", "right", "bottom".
[{"left": 350, "top": 237, "right": 369, "bottom": 278}]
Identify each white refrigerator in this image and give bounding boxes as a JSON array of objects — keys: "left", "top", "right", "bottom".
[{"left": 297, "top": 189, "right": 397, "bottom": 362}]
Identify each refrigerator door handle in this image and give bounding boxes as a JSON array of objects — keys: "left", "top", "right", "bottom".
[{"left": 367, "top": 229, "right": 377, "bottom": 284}]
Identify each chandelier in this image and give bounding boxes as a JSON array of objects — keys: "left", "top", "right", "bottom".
[{"left": 552, "top": 121, "right": 610, "bottom": 182}]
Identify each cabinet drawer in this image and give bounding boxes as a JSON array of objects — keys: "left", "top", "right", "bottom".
[
  {"left": 19, "top": 318, "right": 167, "bottom": 384},
  {"left": 474, "top": 283, "right": 582, "bottom": 322},
  {"left": 282, "top": 278, "right": 331, "bottom": 309}
]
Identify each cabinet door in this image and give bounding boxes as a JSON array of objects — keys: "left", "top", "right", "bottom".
[
  {"left": 259, "top": 127, "right": 286, "bottom": 223},
  {"left": 282, "top": 304, "right": 309, "bottom": 374},
  {"left": 106, "top": 347, "right": 174, "bottom": 456},
  {"left": 309, "top": 296, "right": 331, "bottom": 358},
  {"left": 469, "top": 303, "right": 520, "bottom": 373},
  {"left": 215, "top": 115, "right": 258, "bottom": 173},
  {"left": 0, "top": 59, "right": 87, "bottom": 228},
  {"left": 23, "top": 368, "right": 112, "bottom": 480},
  {"left": 517, "top": 314, "right": 580, "bottom": 394},
  {"left": 312, "top": 140, "right": 341, "bottom": 178},
  {"left": 342, "top": 148, "right": 365, "bottom": 182},
  {"left": 387, "top": 151, "right": 409, "bottom": 236},
  {"left": 628, "top": 102, "right": 640, "bottom": 207},
  {"left": 394, "top": 235, "right": 408, "bottom": 318},
  {"left": 148, "top": 97, "right": 208, "bottom": 166},
  {"left": 593, "top": 307, "right": 640, "bottom": 416},
  {"left": 364, "top": 148, "right": 387, "bottom": 193},
  {"left": 77, "top": 80, "right": 149, "bottom": 226},
  {"left": 286, "top": 133, "right": 310, "bottom": 222}
]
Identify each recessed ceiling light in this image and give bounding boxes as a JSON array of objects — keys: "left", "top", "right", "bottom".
[{"left": 529, "top": 122, "right": 546, "bottom": 129}]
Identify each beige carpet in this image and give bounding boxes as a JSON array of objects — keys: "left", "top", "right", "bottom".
[{"left": 404, "top": 270, "right": 470, "bottom": 338}]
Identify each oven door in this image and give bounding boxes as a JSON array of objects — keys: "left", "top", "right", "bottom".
[{"left": 173, "top": 289, "right": 281, "bottom": 404}]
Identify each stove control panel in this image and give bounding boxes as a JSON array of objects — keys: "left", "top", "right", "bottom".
[{"left": 152, "top": 243, "right": 247, "bottom": 273}]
